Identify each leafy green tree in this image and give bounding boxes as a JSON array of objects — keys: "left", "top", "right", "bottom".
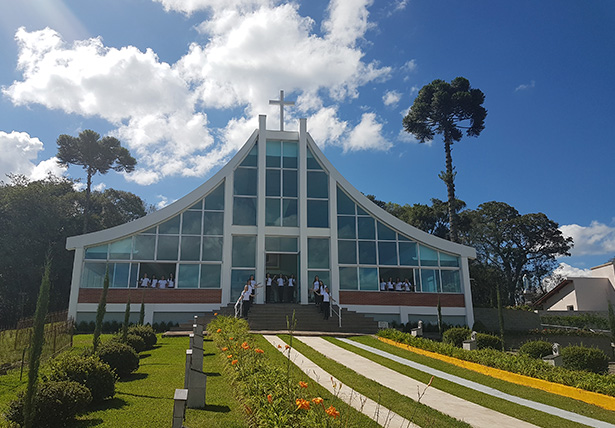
[
  {"left": 93, "top": 269, "right": 110, "bottom": 352},
  {"left": 24, "top": 256, "right": 51, "bottom": 428},
  {"left": 463, "top": 201, "right": 573, "bottom": 306},
  {"left": 56, "top": 130, "right": 136, "bottom": 233},
  {"left": 403, "top": 77, "right": 487, "bottom": 242}
]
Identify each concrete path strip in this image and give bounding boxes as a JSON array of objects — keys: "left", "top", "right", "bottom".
[
  {"left": 338, "top": 337, "right": 615, "bottom": 428},
  {"left": 296, "top": 336, "right": 537, "bottom": 428},
  {"left": 262, "top": 335, "right": 418, "bottom": 428}
]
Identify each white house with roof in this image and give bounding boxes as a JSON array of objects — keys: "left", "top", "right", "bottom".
[{"left": 66, "top": 100, "right": 476, "bottom": 327}]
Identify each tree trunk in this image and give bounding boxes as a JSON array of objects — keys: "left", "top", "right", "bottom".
[
  {"left": 83, "top": 170, "right": 92, "bottom": 234},
  {"left": 443, "top": 139, "right": 458, "bottom": 242}
]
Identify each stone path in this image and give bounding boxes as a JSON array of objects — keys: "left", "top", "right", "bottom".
[
  {"left": 263, "top": 335, "right": 418, "bottom": 428},
  {"left": 295, "top": 336, "right": 537, "bottom": 428},
  {"left": 337, "top": 337, "right": 615, "bottom": 428}
]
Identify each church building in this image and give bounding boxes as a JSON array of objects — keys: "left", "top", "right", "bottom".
[{"left": 66, "top": 94, "right": 476, "bottom": 328}]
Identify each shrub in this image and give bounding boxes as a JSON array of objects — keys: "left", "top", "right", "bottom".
[
  {"left": 562, "top": 345, "right": 609, "bottom": 374},
  {"left": 98, "top": 341, "right": 139, "bottom": 378},
  {"left": 475, "top": 333, "right": 503, "bottom": 350},
  {"left": 109, "top": 333, "right": 146, "bottom": 354},
  {"left": 128, "top": 324, "right": 157, "bottom": 350},
  {"left": 442, "top": 327, "right": 470, "bottom": 348},
  {"left": 6, "top": 381, "right": 92, "bottom": 427},
  {"left": 46, "top": 352, "right": 115, "bottom": 402},
  {"left": 519, "top": 340, "right": 553, "bottom": 359}
]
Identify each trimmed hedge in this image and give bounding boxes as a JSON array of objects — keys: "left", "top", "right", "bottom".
[
  {"left": 442, "top": 327, "right": 470, "bottom": 348},
  {"left": 377, "top": 329, "right": 615, "bottom": 397},
  {"left": 6, "top": 381, "right": 92, "bottom": 427},
  {"left": 98, "top": 341, "right": 139, "bottom": 378},
  {"left": 519, "top": 340, "right": 553, "bottom": 359},
  {"left": 562, "top": 346, "right": 610, "bottom": 374},
  {"left": 110, "top": 333, "right": 146, "bottom": 354},
  {"left": 475, "top": 333, "right": 503, "bottom": 350},
  {"left": 128, "top": 325, "right": 157, "bottom": 350},
  {"left": 46, "top": 352, "right": 115, "bottom": 402}
]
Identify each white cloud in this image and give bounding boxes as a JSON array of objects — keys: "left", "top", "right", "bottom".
[
  {"left": 343, "top": 112, "right": 390, "bottom": 152},
  {"left": 153, "top": 0, "right": 272, "bottom": 15},
  {"left": 0, "top": 131, "right": 66, "bottom": 180},
  {"left": 541, "top": 262, "right": 592, "bottom": 292},
  {"left": 156, "top": 195, "right": 169, "bottom": 209},
  {"left": 382, "top": 90, "right": 401, "bottom": 107},
  {"left": 515, "top": 80, "right": 535, "bottom": 91},
  {"left": 322, "top": 0, "right": 373, "bottom": 47},
  {"left": 307, "top": 106, "right": 348, "bottom": 148},
  {"left": 402, "top": 59, "right": 417, "bottom": 72},
  {"left": 560, "top": 221, "right": 615, "bottom": 256},
  {"left": 93, "top": 182, "right": 106, "bottom": 192}
]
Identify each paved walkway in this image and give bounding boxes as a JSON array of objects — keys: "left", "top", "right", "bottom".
[
  {"left": 295, "top": 336, "right": 537, "bottom": 428},
  {"left": 338, "top": 338, "right": 615, "bottom": 428},
  {"left": 263, "top": 335, "right": 417, "bottom": 428}
]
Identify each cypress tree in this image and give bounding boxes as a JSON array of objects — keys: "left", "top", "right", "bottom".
[
  {"left": 122, "top": 297, "right": 131, "bottom": 342},
  {"left": 93, "top": 269, "right": 110, "bottom": 352}
]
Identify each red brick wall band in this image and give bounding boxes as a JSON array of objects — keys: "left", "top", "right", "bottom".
[
  {"left": 339, "top": 291, "right": 465, "bottom": 307},
  {"left": 78, "top": 288, "right": 222, "bottom": 304}
]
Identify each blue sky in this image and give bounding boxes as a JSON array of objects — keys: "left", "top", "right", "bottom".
[{"left": 1, "top": 0, "right": 614, "bottom": 276}]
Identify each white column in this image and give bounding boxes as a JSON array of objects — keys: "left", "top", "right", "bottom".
[
  {"left": 67, "top": 247, "right": 84, "bottom": 320},
  {"left": 256, "top": 115, "right": 267, "bottom": 304},
  {"left": 221, "top": 174, "right": 234, "bottom": 305},
  {"left": 299, "top": 118, "right": 308, "bottom": 305},
  {"left": 329, "top": 172, "right": 339, "bottom": 302},
  {"left": 461, "top": 256, "right": 475, "bottom": 327}
]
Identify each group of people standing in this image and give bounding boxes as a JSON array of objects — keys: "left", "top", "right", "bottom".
[
  {"left": 379, "top": 277, "right": 414, "bottom": 292},
  {"left": 138, "top": 273, "right": 175, "bottom": 289},
  {"left": 264, "top": 273, "right": 297, "bottom": 303},
  {"left": 312, "top": 276, "right": 331, "bottom": 320}
]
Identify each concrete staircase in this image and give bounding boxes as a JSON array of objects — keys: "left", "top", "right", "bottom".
[{"left": 177, "top": 303, "right": 379, "bottom": 334}]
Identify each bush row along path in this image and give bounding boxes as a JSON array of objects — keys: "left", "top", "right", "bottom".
[{"left": 269, "top": 335, "right": 615, "bottom": 428}]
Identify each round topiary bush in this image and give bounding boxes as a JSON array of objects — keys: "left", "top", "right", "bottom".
[
  {"left": 128, "top": 324, "right": 157, "bottom": 350},
  {"left": 442, "top": 327, "right": 470, "bottom": 348},
  {"left": 97, "top": 341, "right": 139, "bottom": 378},
  {"left": 6, "top": 381, "right": 92, "bottom": 427},
  {"left": 475, "top": 333, "right": 503, "bottom": 350},
  {"left": 47, "top": 352, "right": 115, "bottom": 402},
  {"left": 519, "top": 340, "right": 553, "bottom": 359},
  {"left": 110, "top": 334, "right": 146, "bottom": 354},
  {"left": 561, "top": 345, "right": 610, "bottom": 374}
]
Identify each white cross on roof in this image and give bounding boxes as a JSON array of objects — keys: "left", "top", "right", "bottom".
[{"left": 269, "top": 90, "right": 295, "bottom": 131}]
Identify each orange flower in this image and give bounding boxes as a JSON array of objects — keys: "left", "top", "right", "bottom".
[
  {"left": 284, "top": 344, "right": 290, "bottom": 350},
  {"left": 277, "top": 344, "right": 282, "bottom": 349},
  {"left": 311, "top": 397, "right": 323, "bottom": 405},
  {"left": 254, "top": 348, "right": 264, "bottom": 354},
  {"left": 231, "top": 359, "right": 238, "bottom": 365},
  {"left": 221, "top": 347, "right": 228, "bottom": 351},
  {"left": 295, "top": 398, "right": 310, "bottom": 410},
  {"left": 241, "top": 342, "right": 250, "bottom": 350},
  {"left": 325, "top": 406, "right": 340, "bottom": 419},
  {"left": 214, "top": 312, "right": 218, "bottom": 316},
  {"left": 217, "top": 328, "right": 221, "bottom": 333},
  {"left": 299, "top": 381, "right": 308, "bottom": 388},
  {"left": 229, "top": 337, "right": 234, "bottom": 340},
  {"left": 227, "top": 354, "right": 233, "bottom": 359},
  {"left": 267, "top": 394, "right": 273, "bottom": 403}
]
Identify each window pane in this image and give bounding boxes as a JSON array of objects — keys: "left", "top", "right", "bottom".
[
  {"left": 306, "top": 147, "right": 322, "bottom": 170},
  {"left": 142, "top": 227, "right": 156, "bottom": 234},
  {"left": 359, "top": 267, "right": 379, "bottom": 291},
  {"left": 358, "top": 241, "right": 376, "bottom": 264},
  {"left": 307, "top": 171, "right": 328, "bottom": 198},
  {"left": 265, "top": 237, "right": 298, "bottom": 252},
  {"left": 203, "top": 212, "right": 224, "bottom": 235},
  {"left": 419, "top": 245, "right": 439, "bottom": 266},
  {"left": 356, "top": 205, "right": 368, "bottom": 216},
  {"left": 283, "top": 170, "right": 297, "bottom": 197},
  {"left": 159, "top": 216, "right": 180, "bottom": 235},
  {"left": 378, "top": 242, "right": 397, "bottom": 265},
  {"left": 399, "top": 242, "right": 418, "bottom": 266},
  {"left": 308, "top": 238, "right": 329, "bottom": 269},
  {"left": 338, "top": 240, "right": 357, "bottom": 264},
  {"left": 441, "top": 270, "right": 461, "bottom": 293},
  {"left": 178, "top": 264, "right": 200, "bottom": 288},
  {"left": 205, "top": 183, "right": 224, "bottom": 210},
  {"left": 202, "top": 237, "right": 223, "bottom": 261},
  {"left": 337, "top": 187, "right": 355, "bottom": 214},
  {"left": 85, "top": 245, "right": 108, "bottom": 260},
  {"left": 440, "top": 252, "right": 460, "bottom": 267},
  {"left": 266, "top": 140, "right": 281, "bottom": 167},
  {"left": 232, "top": 236, "right": 256, "bottom": 267},
  {"left": 182, "top": 211, "right": 202, "bottom": 235},
  {"left": 398, "top": 234, "right": 410, "bottom": 242},
  {"left": 130, "top": 263, "right": 139, "bottom": 288},
  {"left": 231, "top": 269, "right": 254, "bottom": 301},
  {"left": 266, "top": 169, "right": 281, "bottom": 196},
  {"left": 234, "top": 168, "right": 257, "bottom": 196},
  {"left": 377, "top": 222, "right": 396, "bottom": 240},
  {"left": 133, "top": 235, "right": 155, "bottom": 260},
  {"left": 240, "top": 144, "right": 257, "bottom": 167},
  {"left": 233, "top": 197, "right": 256, "bottom": 225},
  {"left": 420, "top": 269, "right": 440, "bottom": 293},
  {"left": 200, "top": 264, "right": 221, "bottom": 288},
  {"left": 180, "top": 236, "right": 201, "bottom": 261},
  {"left": 282, "top": 199, "right": 298, "bottom": 227},
  {"left": 339, "top": 267, "right": 358, "bottom": 290},
  {"left": 357, "top": 217, "right": 375, "bottom": 239},
  {"left": 307, "top": 200, "right": 329, "bottom": 228},
  {"left": 282, "top": 141, "right": 298, "bottom": 168},
  {"left": 111, "top": 263, "right": 130, "bottom": 288},
  {"left": 109, "top": 238, "right": 131, "bottom": 260},
  {"left": 266, "top": 198, "right": 281, "bottom": 226},
  {"left": 337, "top": 216, "right": 356, "bottom": 239},
  {"left": 81, "top": 262, "right": 107, "bottom": 288},
  {"left": 157, "top": 236, "right": 179, "bottom": 260},
  {"left": 187, "top": 199, "right": 203, "bottom": 210}
]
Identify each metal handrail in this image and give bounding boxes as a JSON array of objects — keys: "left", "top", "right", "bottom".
[
  {"left": 234, "top": 297, "right": 243, "bottom": 319},
  {"left": 330, "top": 296, "right": 342, "bottom": 328}
]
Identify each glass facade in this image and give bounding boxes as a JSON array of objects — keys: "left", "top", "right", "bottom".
[{"left": 265, "top": 141, "right": 298, "bottom": 226}]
